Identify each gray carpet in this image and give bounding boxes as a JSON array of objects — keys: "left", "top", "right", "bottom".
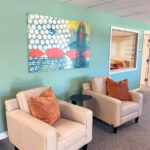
[
  {"left": 0, "top": 97, "right": 150, "bottom": 150},
  {"left": 0, "top": 138, "right": 15, "bottom": 150}
]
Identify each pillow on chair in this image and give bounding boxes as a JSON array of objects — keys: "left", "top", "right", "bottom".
[
  {"left": 29, "top": 87, "right": 60, "bottom": 125},
  {"left": 40, "top": 87, "right": 56, "bottom": 98},
  {"left": 106, "top": 78, "right": 131, "bottom": 101},
  {"left": 29, "top": 97, "right": 60, "bottom": 125}
]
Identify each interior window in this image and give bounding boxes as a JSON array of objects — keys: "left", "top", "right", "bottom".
[{"left": 110, "top": 27, "right": 139, "bottom": 72}]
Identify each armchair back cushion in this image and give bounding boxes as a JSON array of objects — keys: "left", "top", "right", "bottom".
[
  {"left": 91, "top": 76, "right": 108, "bottom": 94},
  {"left": 16, "top": 86, "right": 49, "bottom": 114}
]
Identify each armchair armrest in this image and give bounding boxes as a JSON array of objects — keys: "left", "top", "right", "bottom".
[
  {"left": 83, "top": 90, "right": 122, "bottom": 127},
  {"left": 5, "top": 99, "right": 19, "bottom": 112},
  {"left": 130, "top": 91, "right": 143, "bottom": 115},
  {"left": 58, "top": 100, "right": 93, "bottom": 143},
  {"left": 130, "top": 91, "right": 143, "bottom": 103},
  {"left": 6, "top": 110, "right": 57, "bottom": 150}
]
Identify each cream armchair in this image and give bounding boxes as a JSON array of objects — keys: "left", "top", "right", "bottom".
[
  {"left": 82, "top": 76, "right": 143, "bottom": 133},
  {"left": 5, "top": 87, "right": 93, "bottom": 150}
]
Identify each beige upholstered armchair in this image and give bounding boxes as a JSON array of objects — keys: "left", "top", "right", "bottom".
[
  {"left": 5, "top": 87, "right": 93, "bottom": 150},
  {"left": 82, "top": 76, "right": 143, "bottom": 133}
]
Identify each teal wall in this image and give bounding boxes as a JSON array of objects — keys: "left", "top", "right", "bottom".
[{"left": 1, "top": 0, "right": 150, "bottom": 133}]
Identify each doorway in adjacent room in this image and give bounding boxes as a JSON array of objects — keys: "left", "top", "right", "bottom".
[{"left": 140, "top": 31, "right": 150, "bottom": 87}]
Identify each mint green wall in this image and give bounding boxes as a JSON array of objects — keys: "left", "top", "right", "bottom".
[{"left": 1, "top": 0, "right": 150, "bottom": 133}]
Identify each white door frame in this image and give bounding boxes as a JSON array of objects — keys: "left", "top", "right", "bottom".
[{"left": 140, "top": 30, "right": 150, "bottom": 87}]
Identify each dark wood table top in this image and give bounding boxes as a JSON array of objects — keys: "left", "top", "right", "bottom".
[{"left": 70, "top": 94, "right": 92, "bottom": 102}]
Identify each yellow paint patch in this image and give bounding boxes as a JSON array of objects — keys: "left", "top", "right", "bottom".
[
  {"left": 68, "top": 20, "right": 90, "bottom": 35},
  {"left": 68, "top": 20, "right": 79, "bottom": 32}
]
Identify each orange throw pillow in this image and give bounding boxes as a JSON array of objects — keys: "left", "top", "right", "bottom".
[
  {"left": 106, "top": 78, "right": 131, "bottom": 101},
  {"left": 29, "top": 97, "right": 60, "bottom": 125},
  {"left": 40, "top": 87, "right": 56, "bottom": 98}
]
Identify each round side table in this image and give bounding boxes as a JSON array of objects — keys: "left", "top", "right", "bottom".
[{"left": 70, "top": 94, "right": 92, "bottom": 105}]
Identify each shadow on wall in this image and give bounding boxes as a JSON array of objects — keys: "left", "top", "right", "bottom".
[
  {"left": 0, "top": 75, "right": 89, "bottom": 131},
  {"left": 57, "top": 76, "right": 89, "bottom": 105},
  {"left": 0, "top": 76, "right": 43, "bottom": 131}
]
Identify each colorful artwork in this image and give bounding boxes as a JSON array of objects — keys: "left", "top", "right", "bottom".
[{"left": 27, "top": 14, "right": 90, "bottom": 72}]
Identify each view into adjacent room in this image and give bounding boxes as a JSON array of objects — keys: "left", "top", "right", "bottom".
[
  {"left": 140, "top": 32, "right": 150, "bottom": 87},
  {"left": 110, "top": 27, "right": 138, "bottom": 72}
]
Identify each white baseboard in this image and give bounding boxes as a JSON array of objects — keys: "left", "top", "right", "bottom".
[{"left": 0, "top": 132, "right": 8, "bottom": 140}]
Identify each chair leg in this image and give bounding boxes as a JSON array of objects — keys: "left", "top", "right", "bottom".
[
  {"left": 113, "top": 127, "right": 118, "bottom": 134},
  {"left": 14, "top": 146, "right": 19, "bottom": 150},
  {"left": 135, "top": 117, "right": 139, "bottom": 123},
  {"left": 82, "top": 144, "right": 88, "bottom": 150}
]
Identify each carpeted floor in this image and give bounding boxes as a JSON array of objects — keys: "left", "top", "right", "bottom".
[
  {"left": 0, "top": 138, "right": 15, "bottom": 150},
  {"left": 0, "top": 96, "right": 150, "bottom": 150}
]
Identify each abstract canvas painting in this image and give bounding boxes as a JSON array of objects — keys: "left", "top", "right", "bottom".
[{"left": 27, "top": 14, "right": 90, "bottom": 72}]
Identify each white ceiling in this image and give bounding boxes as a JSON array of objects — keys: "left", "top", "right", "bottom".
[{"left": 59, "top": 0, "right": 150, "bottom": 24}]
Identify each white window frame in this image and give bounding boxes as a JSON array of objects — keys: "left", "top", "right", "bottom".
[
  {"left": 109, "top": 26, "right": 140, "bottom": 74},
  {"left": 144, "top": 30, "right": 150, "bottom": 34}
]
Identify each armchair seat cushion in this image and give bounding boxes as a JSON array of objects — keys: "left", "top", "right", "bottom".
[
  {"left": 53, "top": 117, "right": 86, "bottom": 150},
  {"left": 121, "top": 101, "right": 139, "bottom": 117}
]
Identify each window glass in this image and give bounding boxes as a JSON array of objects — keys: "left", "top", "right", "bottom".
[{"left": 110, "top": 28, "right": 138, "bottom": 71}]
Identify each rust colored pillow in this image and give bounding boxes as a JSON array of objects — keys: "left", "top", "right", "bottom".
[
  {"left": 40, "top": 87, "right": 56, "bottom": 98},
  {"left": 29, "top": 97, "right": 60, "bottom": 125},
  {"left": 106, "top": 78, "right": 131, "bottom": 101}
]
